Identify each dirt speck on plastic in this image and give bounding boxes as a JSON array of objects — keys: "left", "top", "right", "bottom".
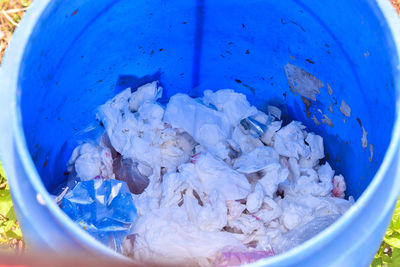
[
  {"left": 242, "top": 83, "right": 256, "bottom": 95},
  {"left": 305, "top": 59, "right": 315, "bottom": 64},
  {"left": 301, "top": 96, "right": 311, "bottom": 118},
  {"left": 43, "top": 157, "right": 49, "bottom": 167},
  {"left": 356, "top": 118, "right": 362, "bottom": 127}
]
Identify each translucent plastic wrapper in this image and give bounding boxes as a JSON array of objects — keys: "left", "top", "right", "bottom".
[
  {"left": 215, "top": 249, "right": 274, "bottom": 267},
  {"left": 53, "top": 123, "right": 105, "bottom": 195},
  {"left": 240, "top": 117, "right": 269, "bottom": 138},
  {"left": 62, "top": 178, "right": 137, "bottom": 253},
  {"left": 113, "top": 156, "right": 150, "bottom": 195},
  {"left": 273, "top": 215, "right": 339, "bottom": 254},
  {"left": 64, "top": 122, "right": 106, "bottom": 157},
  {"left": 53, "top": 176, "right": 80, "bottom": 205},
  {"left": 74, "top": 122, "right": 106, "bottom": 143}
]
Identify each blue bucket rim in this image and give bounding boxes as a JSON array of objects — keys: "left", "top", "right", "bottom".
[{"left": 0, "top": 0, "right": 399, "bottom": 264}]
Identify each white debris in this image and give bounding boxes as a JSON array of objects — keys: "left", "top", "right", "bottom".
[
  {"left": 261, "top": 120, "right": 282, "bottom": 146},
  {"left": 70, "top": 142, "right": 114, "bottom": 180},
  {"left": 67, "top": 82, "right": 354, "bottom": 266},
  {"left": 255, "top": 197, "right": 282, "bottom": 223},
  {"left": 233, "top": 146, "right": 280, "bottom": 173},
  {"left": 231, "top": 126, "right": 264, "bottom": 154},
  {"left": 246, "top": 183, "right": 265, "bottom": 213},
  {"left": 164, "top": 94, "right": 232, "bottom": 160},
  {"left": 129, "top": 81, "right": 163, "bottom": 111},
  {"left": 203, "top": 89, "right": 258, "bottom": 125},
  {"left": 227, "top": 200, "right": 246, "bottom": 220},
  {"left": 318, "top": 162, "right": 335, "bottom": 184},
  {"left": 339, "top": 100, "right": 351, "bottom": 117},
  {"left": 96, "top": 88, "right": 132, "bottom": 148},
  {"left": 268, "top": 105, "right": 282, "bottom": 120},
  {"left": 252, "top": 110, "right": 271, "bottom": 125},
  {"left": 284, "top": 63, "right": 324, "bottom": 101},
  {"left": 132, "top": 207, "right": 245, "bottom": 266},
  {"left": 194, "top": 152, "right": 251, "bottom": 200},
  {"left": 159, "top": 128, "right": 196, "bottom": 173},
  {"left": 274, "top": 121, "right": 310, "bottom": 159},
  {"left": 332, "top": 175, "right": 346, "bottom": 198},
  {"left": 258, "top": 164, "right": 289, "bottom": 198},
  {"left": 361, "top": 127, "right": 368, "bottom": 149},
  {"left": 299, "top": 133, "right": 324, "bottom": 168}
]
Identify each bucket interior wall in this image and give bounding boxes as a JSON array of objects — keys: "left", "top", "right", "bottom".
[{"left": 19, "top": 0, "right": 396, "bottom": 200}]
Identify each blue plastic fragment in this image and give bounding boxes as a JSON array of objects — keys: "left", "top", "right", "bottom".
[
  {"left": 240, "top": 117, "right": 270, "bottom": 138},
  {"left": 62, "top": 178, "right": 137, "bottom": 253}
]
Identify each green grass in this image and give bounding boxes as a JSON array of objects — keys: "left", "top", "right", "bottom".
[
  {"left": 0, "top": 163, "right": 23, "bottom": 249},
  {"left": 0, "top": 0, "right": 30, "bottom": 250},
  {"left": 371, "top": 199, "right": 400, "bottom": 266}
]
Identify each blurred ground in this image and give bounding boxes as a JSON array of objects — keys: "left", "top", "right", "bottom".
[
  {"left": 0, "top": 0, "right": 31, "bottom": 61},
  {"left": 0, "top": 0, "right": 31, "bottom": 251},
  {"left": 391, "top": 0, "right": 400, "bottom": 14},
  {"left": 0, "top": 164, "right": 23, "bottom": 251}
]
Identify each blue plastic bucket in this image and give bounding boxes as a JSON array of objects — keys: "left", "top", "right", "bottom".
[{"left": 1, "top": 0, "right": 400, "bottom": 265}]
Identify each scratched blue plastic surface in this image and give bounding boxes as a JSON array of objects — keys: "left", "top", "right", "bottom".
[{"left": 0, "top": 0, "right": 399, "bottom": 266}]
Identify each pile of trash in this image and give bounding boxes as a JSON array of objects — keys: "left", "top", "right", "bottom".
[{"left": 56, "top": 81, "right": 354, "bottom": 266}]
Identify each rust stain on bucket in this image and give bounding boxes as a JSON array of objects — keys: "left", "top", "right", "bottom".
[{"left": 301, "top": 96, "right": 311, "bottom": 118}]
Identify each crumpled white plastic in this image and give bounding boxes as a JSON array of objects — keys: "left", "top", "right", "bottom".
[
  {"left": 277, "top": 194, "right": 353, "bottom": 231},
  {"left": 258, "top": 163, "right": 289, "bottom": 198},
  {"left": 272, "top": 214, "right": 339, "bottom": 254},
  {"left": 194, "top": 152, "right": 251, "bottom": 200},
  {"left": 261, "top": 120, "right": 282, "bottom": 146},
  {"left": 164, "top": 94, "right": 233, "bottom": 160},
  {"left": 274, "top": 121, "right": 310, "bottom": 159},
  {"left": 255, "top": 197, "right": 282, "bottom": 223},
  {"left": 246, "top": 183, "right": 264, "bottom": 213},
  {"left": 299, "top": 133, "right": 325, "bottom": 168},
  {"left": 233, "top": 146, "right": 280, "bottom": 173},
  {"left": 132, "top": 206, "right": 245, "bottom": 266},
  {"left": 69, "top": 142, "right": 114, "bottom": 180},
  {"left": 159, "top": 128, "right": 196, "bottom": 173},
  {"left": 231, "top": 126, "right": 264, "bottom": 154},
  {"left": 66, "top": 82, "right": 354, "bottom": 266},
  {"left": 203, "top": 89, "right": 258, "bottom": 125},
  {"left": 129, "top": 81, "right": 163, "bottom": 111}
]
